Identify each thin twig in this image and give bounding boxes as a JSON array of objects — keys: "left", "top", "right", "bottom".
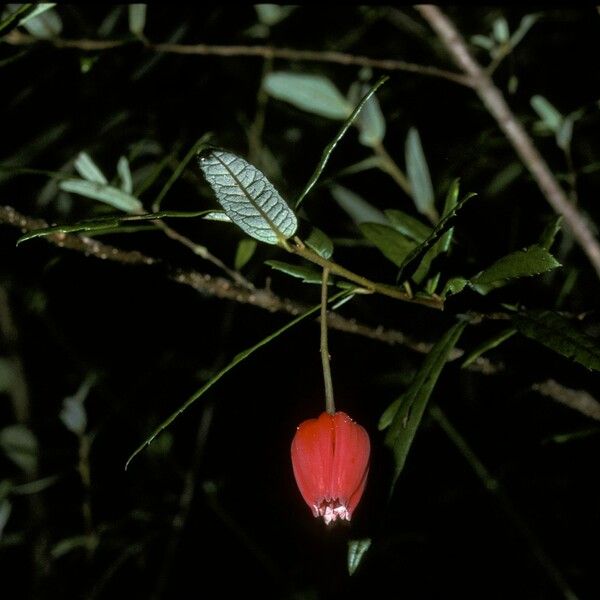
[
  {"left": 415, "top": 5, "right": 600, "bottom": 280},
  {"left": 4, "top": 30, "right": 472, "bottom": 86},
  {"left": 320, "top": 268, "right": 335, "bottom": 414},
  {"left": 5, "top": 204, "right": 600, "bottom": 425}
]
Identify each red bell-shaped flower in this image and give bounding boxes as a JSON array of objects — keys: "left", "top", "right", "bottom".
[{"left": 291, "top": 411, "right": 370, "bottom": 524}]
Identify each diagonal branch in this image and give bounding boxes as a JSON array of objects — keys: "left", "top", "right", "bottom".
[
  {"left": 3, "top": 204, "right": 600, "bottom": 424},
  {"left": 415, "top": 5, "right": 600, "bottom": 280}
]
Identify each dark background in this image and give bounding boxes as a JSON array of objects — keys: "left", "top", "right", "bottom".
[{"left": 1, "top": 6, "right": 599, "bottom": 599}]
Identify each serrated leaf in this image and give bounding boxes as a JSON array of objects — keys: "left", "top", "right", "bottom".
[
  {"left": 531, "top": 95, "right": 563, "bottom": 134},
  {"left": 128, "top": 4, "right": 146, "bottom": 36},
  {"left": 74, "top": 152, "right": 107, "bottom": 185},
  {"left": 264, "top": 72, "right": 351, "bottom": 120},
  {"left": 234, "top": 239, "right": 257, "bottom": 271},
  {"left": 462, "top": 327, "right": 517, "bottom": 368},
  {"left": 385, "top": 321, "right": 467, "bottom": 493},
  {"left": 405, "top": 127, "right": 436, "bottom": 221},
  {"left": 384, "top": 209, "right": 432, "bottom": 243},
  {"left": 348, "top": 538, "right": 371, "bottom": 576},
  {"left": 125, "top": 290, "right": 350, "bottom": 469},
  {"left": 305, "top": 226, "right": 334, "bottom": 259},
  {"left": 539, "top": 215, "right": 562, "bottom": 250},
  {"left": 359, "top": 223, "right": 416, "bottom": 267},
  {"left": 348, "top": 82, "right": 386, "bottom": 148},
  {"left": 59, "top": 179, "right": 143, "bottom": 214},
  {"left": 0, "top": 425, "right": 38, "bottom": 475},
  {"left": 514, "top": 310, "right": 600, "bottom": 372},
  {"left": 198, "top": 150, "right": 297, "bottom": 245},
  {"left": 470, "top": 245, "right": 560, "bottom": 294},
  {"left": 441, "top": 277, "right": 468, "bottom": 298},
  {"left": 331, "top": 185, "right": 387, "bottom": 225},
  {"left": 397, "top": 190, "right": 476, "bottom": 284},
  {"left": 265, "top": 260, "right": 323, "bottom": 284},
  {"left": 117, "top": 156, "right": 133, "bottom": 194}
]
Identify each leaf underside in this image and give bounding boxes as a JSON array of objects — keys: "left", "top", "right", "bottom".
[{"left": 198, "top": 150, "right": 297, "bottom": 245}]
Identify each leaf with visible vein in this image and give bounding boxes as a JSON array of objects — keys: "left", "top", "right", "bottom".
[
  {"left": 514, "top": 310, "right": 600, "bottom": 372},
  {"left": 198, "top": 150, "right": 297, "bottom": 245}
]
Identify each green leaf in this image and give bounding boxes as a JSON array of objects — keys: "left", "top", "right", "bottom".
[
  {"left": 470, "top": 34, "right": 495, "bottom": 51},
  {"left": 17, "top": 210, "right": 211, "bottom": 244},
  {"left": 348, "top": 82, "right": 386, "bottom": 148},
  {"left": 305, "top": 226, "right": 334, "bottom": 259},
  {"left": 59, "top": 179, "right": 144, "bottom": 214},
  {"left": 412, "top": 178, "right": 460, "bottom": 286},
  {"left": 263, "top": 72, "right": 351, "bottom": 120},
  {"left": 128, "top": 4, "right": 146, "bottom": 36},
  {"left": 397, "top": 189, "right": 476, "bottom": 283},
  {"left": 441, "top": 277, "right": 468, "bottom": 298},
  {"left": 50, "top": 536, "right": 90, "bottom": 559},
  {"left": 378, "top": 394, "right": 405, "bottom": 431},
  {"left": 198, "top": 150, "right": 298, "bottom": 245},
  {"left": 331, "top": 184, "right": 387, "bottom": 225},
  {"left": 74, "top": 152, "right": 107, "bottom": 185},
  {"left": 234, "top": 239, "right": 257, "bottom": 271},
  {"left": 514, "top": 310, "right": 600, "bottom": 372},
  {"left": 461, "top": 327, "right": 517, "bottom": 368},
  {"left": 508, "top": 14, "right": 539, "bottom": 50},
  {"left": 265, "top": 260, "right": 323, "bottom": 284},
  {"left": 117, "top": 156, "right": 133, "bottom": 194},
  {"left": 531, "top": 95, "right": 563, "bottom": 134},
  {"left": 384, "top": 209, "right": 432, "bottom": 243},
  {"left": 470, "top": 244, "right": 560, "bottom": 294},
  {"left": 539, "top": 215, "right": 562, "bottom": 250},
  {"left": 0, "top": 425, "right": 38, "bottom": 475},
  {"left": 294, "top": 76, "right": 389, "bottom": 208},
  {"left": 385, "top": 320, "right": 467, "bottom": 493},
  {"left": 359, "top": 223, "right": 416, "bottom": 267},
  {"left": 405, "top": 127, "right": 436, "bottom": 221},
  {"left": 348, "top": 538, "right": 372, "bottom": 576},
  {"left": 255, "top": 4, "right": 295, "bottom": 26},
  {"left": 125, "top": 290, "right": 351, "bottom": 470},
  {"left": 17, "top": 3, "right": 56, "bottom": 26},
  {"left": 492, "top": 16, "right": 509, "bottom": 44}
]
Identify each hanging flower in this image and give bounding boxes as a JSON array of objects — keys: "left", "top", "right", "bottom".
[{"left": 291, "top": 411, "right": 370, "bottom": 525}]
